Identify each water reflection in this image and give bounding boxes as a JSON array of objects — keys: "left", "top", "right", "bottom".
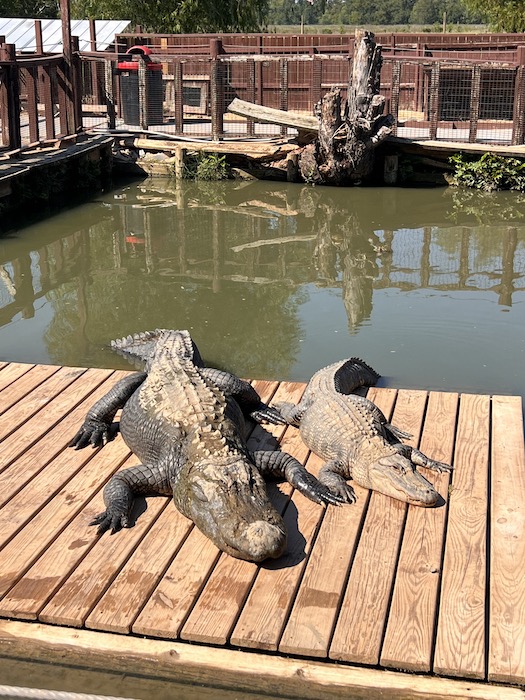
[{"left": 0, "top": 180, "right": 524, "bottom": 397}]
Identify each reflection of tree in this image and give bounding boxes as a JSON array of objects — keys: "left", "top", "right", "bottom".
[{"left": 304, "top": 189, "right": 381, "bottom": 332}]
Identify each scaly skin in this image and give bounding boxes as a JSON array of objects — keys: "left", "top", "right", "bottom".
[
  {"left": 278, "top": 358, "right": 452, "bottom": 507},
  {"left": 70, "top": 329, "right": 344, "bottom": 562}
]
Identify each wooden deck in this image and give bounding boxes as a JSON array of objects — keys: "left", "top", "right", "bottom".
[{"left": 0, "top": 360, "right": 524, "bottom": 700}]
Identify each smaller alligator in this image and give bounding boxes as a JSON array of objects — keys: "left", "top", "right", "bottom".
[
  {"left": 277, "top": 358, "right": 452, "bottom": 506},
  {"left": 70, "top": 329, "right": 344, "bottom": 561}
]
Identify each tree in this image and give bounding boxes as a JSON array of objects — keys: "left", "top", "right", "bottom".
[
  {"left": 0, "top": 0, "right": 58, "bottom": 17},
  {"left": 461, "top": 0, "right": 525, "bottom": 30},
  {"left": 70, "top": 0, "right": 269, "bottom": 32}
]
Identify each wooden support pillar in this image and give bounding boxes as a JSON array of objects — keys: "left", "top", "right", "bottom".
[
  {"left": 468, "top": 64, "right": 481, "bottom": 143},
  {"left": 174, "top": 145, "right": 185, "bottom": 179},
  {"left": 104, "top": 59, "right": 116, "bottom": 130},
  {"left": 210, "top": 41, "right": 224, "bottom": 141},
  {"left": 71, "top": 35, "right": 83, "bottom": 132},
  {"left": 138, "top": 55, "right": 149, "bottom": 130},
  {"left": 279, "top": 58, "right": 288, "bottom": 138},
  {"left": 34, "top": 21, "right": 43, "bottom": 54},
  {"left": 246, "top": 58, "right": 255, "bottom": 137},
  {"left": 428, "top": 62, "right": 440, "bottom": 140},
  {"left": 0, "top": 44, "right": 22, "bottom": 151},
  {"left": 173, "top": 58, "right": 183, "bottom": 135},
  {"left": 512, "top": 46, "right": 525, "bottom": 146},
  {"left": 390, "top": 60, "right": 400, "bottom": 137}
]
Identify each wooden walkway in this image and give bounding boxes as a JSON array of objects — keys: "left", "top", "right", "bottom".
[{"left": 0, "top": 360, "right": 524, "bottom": 699}]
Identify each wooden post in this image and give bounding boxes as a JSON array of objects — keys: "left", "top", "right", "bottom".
[
  {"left": 26, "top": 66, "right": 39, "bottom": 143},
  {"left": 0, "top": 44, "right": 22, "bottom": 151},
  {"left": 279, "top": 58, "right": 288, "bottom": 138},
  {"left": 71, "top": 35, "right": 83, "bottom": 132},
  {"left": 390, "top": 59, "right": 400, "bottom": 137},
  {"left": 174, "top": 145, "right": 185, "bottom": 179},
  {"left": 104, "top": 59, "right": 116, "bottom": 130},
  {"left": 34, "top": 20, "right": 43, "bottom": 54},
  {"left": 246, "top": 58, "right": 255, "bottom": 137},
  {"left": 428, "top": 62, "right": 440, "bottom": 140},
  {"left": 468, "top": 64, "right": 481, "bottom": 143},
  {"left": 173, "top": 58, "right": 183, "bottom": 135},
  {"left": 210, "top": 40, "right": 224, "bottom": 141},
  {"left": 512, "top": 46, "right": 525, "bottom": 146},
  {"left": 138, "top": 55, "right": 149, "bottom": 130}
]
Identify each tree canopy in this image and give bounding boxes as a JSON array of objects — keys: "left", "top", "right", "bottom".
[
  {"left": 461, "top": 0, "right": 525, "bottom": 30},
  {"left": 70, "top": 0, "right": 269, "bottom": 32}
]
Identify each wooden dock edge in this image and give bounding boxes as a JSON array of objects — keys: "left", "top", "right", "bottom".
[{"left": 0, "top": 620, "right": 523, "bottom": 700}]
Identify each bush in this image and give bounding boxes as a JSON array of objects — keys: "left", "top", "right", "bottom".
[
  {"left": 182, "top": 152, "right": 230, "bottom": 181},
  {"left": 449, "top": 152, "right": 525, "bottom": 192}
]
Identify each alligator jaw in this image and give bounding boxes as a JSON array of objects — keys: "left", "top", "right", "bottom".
[{"left": 366, "top": 456, "right": 440, "bottom": 507}]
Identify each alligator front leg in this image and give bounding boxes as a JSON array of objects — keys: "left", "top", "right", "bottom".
[
  {"left": 92, "top": 461, "right": 171, "bottom": 534},
  {"left": 317, "top": 460, "right": 358, "bottom": 504},
  {"left": 202, "top": 368, "right": 286, "bottom": 424},
  {"left": 70, "top": 372, "right": 147, "bottom": 449},
  {"left": 252, "top": 450, "right": 346, "bottom": 506},
  {"left": 398, "top": 445, "right": 452, "bottom": 473},
  {"left": 271, "top": 402, "right": 305, "bottom": 427}
]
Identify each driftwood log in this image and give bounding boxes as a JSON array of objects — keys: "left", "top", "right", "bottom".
[{"left": 298, "top": 29, "right": 394, "bottom": 185}]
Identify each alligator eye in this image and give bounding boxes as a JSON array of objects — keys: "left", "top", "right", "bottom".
[{"left": 193, "top": 483, "right": 209, "bottom": 502}]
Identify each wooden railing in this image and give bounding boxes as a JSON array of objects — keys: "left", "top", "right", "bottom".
[{"left": 0, "top": 41, "right": 82, "bottom": 153}]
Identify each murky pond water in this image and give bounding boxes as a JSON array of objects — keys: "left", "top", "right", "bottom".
[
  {"left": 1, "top": 178, "right": 525, "bottom": 698},
  {"left": 1, "top": 178, "right": 525, "bottom": 400}
]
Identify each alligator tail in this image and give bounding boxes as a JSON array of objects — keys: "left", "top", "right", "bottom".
[
  {"left": 333, "top": 357, "right": 380, "bottom": 394},
  {"left": 111, "top": 329, "right": 204, "bottom": 368}
]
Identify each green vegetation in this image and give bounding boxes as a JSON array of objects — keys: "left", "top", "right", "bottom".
[
  {"left": 182, "top": 152, "right": 230, "bottom": 181},
  {"left": 461, "top": 0, "right": 525, "bottom": 31},
  {"left": 450, "top": 152, "right": 525, "bottom": 192}
]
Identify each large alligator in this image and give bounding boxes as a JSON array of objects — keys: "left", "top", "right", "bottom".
[
  {"left": 70, "top": 329, "right": 343, "bottom": 561},
  {"left": 276, "top": 358, "right": 452, "bottom": 506}
]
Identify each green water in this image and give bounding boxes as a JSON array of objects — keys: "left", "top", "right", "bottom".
[{"left": 1, "top": 178, "right": 525, "bottom": 399}]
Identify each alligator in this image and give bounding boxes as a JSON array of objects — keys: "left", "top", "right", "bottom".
[
  {"left": 70, "top": 329, "right": 343, "bottom": 561},
  {"left": 276, "top": 358, "right": 452, "bottom": 506}
]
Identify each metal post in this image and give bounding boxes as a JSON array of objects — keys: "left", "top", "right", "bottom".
[
  {"left": 512, "top": 46, "right": 525, "bottom": 145},
  {"left": 428, "top": 62, "right": 440, "bottom": 140},
  {"left": 468, "top": 64, "right": 481, "bottom": 143}
]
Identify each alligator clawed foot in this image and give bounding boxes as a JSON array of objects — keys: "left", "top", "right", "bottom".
[
  {"left": 90, "top": 510, "right": 130, "bottom": 535},
  {"left": 250, "top": 405, "right": 288, "bottom": 425},
  {"left": 427, "top": 460, "right": 453, "bottom": 473},
  {"left": 69, "top": 420, "right": 115, "bottom": 450}
]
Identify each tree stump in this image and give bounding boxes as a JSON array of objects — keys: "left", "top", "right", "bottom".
[{"left": 298, "top": 29, "right": 394, "bottom": 185}]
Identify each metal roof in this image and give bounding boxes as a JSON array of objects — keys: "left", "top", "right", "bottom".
[{"left": 0, "top": 18, "right": 130, "bottom": 53}]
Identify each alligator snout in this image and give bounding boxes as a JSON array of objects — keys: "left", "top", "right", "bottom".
[{"left": 241, "top": 520, "right": 287, "bottom": 561}]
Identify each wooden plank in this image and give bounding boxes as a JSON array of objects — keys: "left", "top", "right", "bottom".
[
  {"left": 380, "top": 390, "right": 459, "bottom": 672},
  {"left": 131, "top": 526, "right": 220, "bottom": 639},
  {"left": 489, "top": 395, "right": 525, "bottom": 684},
  {"left": 0, "top": 369, "right": 121, "bottom": 509},
  {"left": 180, "top": 381, "right": 306, "bottom": 645},
  {"left": 1, "top": 621, "right": 524, "bottom": 700},
  {"left": 0, "top": 440, "right": 133, "bottom": 600},
  {"left": 228, "top": 456, "right": 326, "bottom": 651},
  {"left": 227, "top": 98, "right": 319, "bottom": 132},
  {"left": 0, "top": 485, "right": 113, "bottom": 619},
  {"left": 39, "top": 495, "right": 169, "bottom": 628},
  {"left": 0, "top": 362, "right": 36, "bottom": 397},
  {"left": 434, "top": 393, "right": 490, "bottom": 679},
  {"left": 85, "top": 505, "right": 192, "bottom": 633},
  {"left": 329, "top": 389, "right": 428, "bottom": 665},
  {"left": 0, "top": 364, "right": 78, "bottom": 441},
  {"left": 0, "top": 367, "right": 111, "bottom": 475},
  {"left": 278, "top": 387, "right": 398, "bottom": 658}
]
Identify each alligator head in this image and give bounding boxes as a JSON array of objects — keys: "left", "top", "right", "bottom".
[
  {"left": 174, "top": 451, "right": 287, "bottom": 562},
  {"left": 355, "top": 455, "right": 440, "bottom": 506}
]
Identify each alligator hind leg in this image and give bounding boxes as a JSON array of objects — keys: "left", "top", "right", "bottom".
[
  {"left": 252, "top": 450, "right": 346, "bottom": 506},
  {"left": 92, "top": 462, "right": 171, "bottom": 534},
  {"left": 70, "top": 372, "right": 147, "bottom": 449},
  {"left": 401, "top": 445, "right": 452, "bottom": 473},
  {"left": 317, "top": 460, "right": 357, "bottom": 504}
]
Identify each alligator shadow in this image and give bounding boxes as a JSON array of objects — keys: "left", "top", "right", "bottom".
[{"left": 260, "top": 498, "right": 307, "bottom": 571}]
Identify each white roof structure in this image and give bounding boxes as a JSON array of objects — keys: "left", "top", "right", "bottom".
[{"left": 0, "top": 18, "right": 130, "bottom": 53}]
